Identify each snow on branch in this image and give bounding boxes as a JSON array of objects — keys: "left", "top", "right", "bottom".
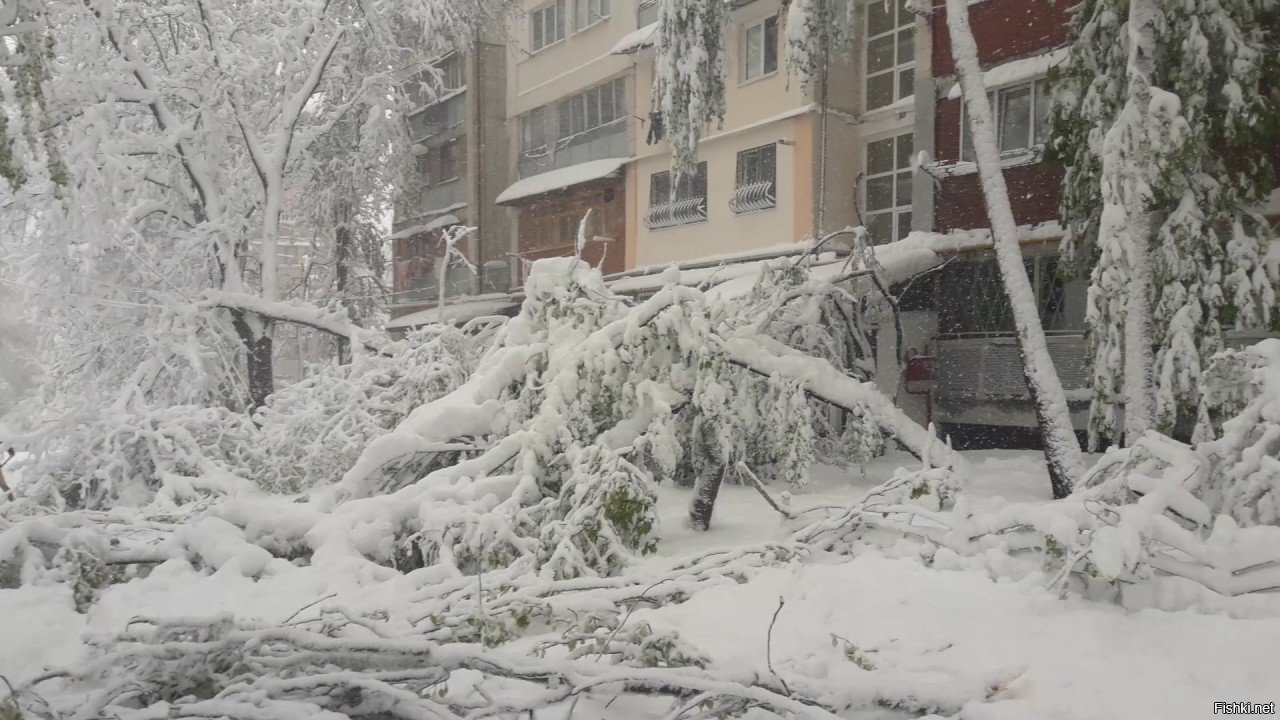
[{"left": 202, "top": 291, "right": 387, "bottom": 353}]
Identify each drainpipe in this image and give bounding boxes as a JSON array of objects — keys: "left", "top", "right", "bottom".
[
  {"left": 815, "top": 39, "right": 830, "bottom": 241},
  {"left": 472, "top": 31, "right": 485, "bottom": 294}
]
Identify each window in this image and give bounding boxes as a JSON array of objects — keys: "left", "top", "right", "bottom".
[
  {"left": 864, "top": 133, "right": 913, "bottom": 243},
  {"left": 439, "top": 139, "right": 462, "bottom": 182},
  {"left": 938, "top": 255, "right": 1067, "bottom": 334},
  {"left": 646, "top": 162, "right": 708, "bottom": 229},
  {"left": 637, "top": 0, "right": 658, "bottom": 26},
  {"left": 731, "top": 144, "right": 777, "bottom": 214},
  {"left": 436, "top": 54, "right": 464, "bottom": 92},
  {"left": 575, "top": 0, "right": 609, "bottom": 30},
  {"left": 416, "top": 153, "right": 432, "bottom": 186},
  {"left": 522, "top": 107, "right": 547, "bottom": 154},
  {"left": 743, "top": 16, "right": 779, "bottom": 81},
  {"left": 531, "top": 0, "right": 565, "bottom": 51},
  {"left": 556, "top": 77, "right": 626, "bottom": 140},
  {"left": 864, "top": 0, "right": 914, "bottom": 110},
  {"left": 960, "top": 79, "right": 1052, "bottom": 161}
]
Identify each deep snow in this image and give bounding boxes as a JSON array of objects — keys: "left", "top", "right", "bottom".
[{"left": 3, "top": 450, "right": 1277, "bottom": 719}]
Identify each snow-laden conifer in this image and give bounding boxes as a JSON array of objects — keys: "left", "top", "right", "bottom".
[{"left": 1049, "top": 0, "right": 1280, "bottom": 446}]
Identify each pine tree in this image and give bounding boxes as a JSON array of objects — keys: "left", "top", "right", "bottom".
[{"left": 1049, "top": 0, "right": 1280, "bottom": 447}]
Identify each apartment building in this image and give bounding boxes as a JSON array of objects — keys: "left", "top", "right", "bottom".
[
  {"left": 619, "top": 0, "right": 849, "bottom": 266},
  {"left": 499, "top": 0, "right": 641, "bottom": 282},
  {"left": 389, "top": 35, "right": 513, "bottom": 325},
  {"left": 907, "top": 0, "right": 1087, "bottom": 444}
]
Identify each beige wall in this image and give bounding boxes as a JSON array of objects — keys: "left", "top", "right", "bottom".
[
  {"left": 628, "top": 0, "right": 860, "bottom": 266},
  {"left": 510, "top": 0, "right": 641, "bottom": 116},
  {"left": 633, "top": 119, "right": 806, "bottom": 266}
]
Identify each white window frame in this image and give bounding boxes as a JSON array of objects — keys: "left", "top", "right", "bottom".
[
  {"left": 863, "top": 132, "right": 914, "bottom": 243},
  {"left": 574, "top": 0, "right": 610, "bottom": 32},
  {"left": 731, "top": 144, "right": 777, "bottom": 214},
  {"left": 555, "top": 77, "right": 626, "bottom": 143},
  {"left": 742, "top": 15, "right": 779, "bottom": 83},
  {"left": 863, "top": 0, "right": 915, "bottom": 111},
  {"left": 960, "top": 78, "right": 1051, "bottom": 162},
  {"left": 531, "top": 0, "right": 566, "bottom": 52},
  {"left": 646, "top": 162, "right": 709, "bottom": 229}
]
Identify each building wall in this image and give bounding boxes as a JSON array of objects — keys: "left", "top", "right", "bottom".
[
  {"left": 628, "top": 0, "right": 863, "bottom": 266},
  {"left": 926, "top": 0, "right": 1086, "bottom": 434},
  {"left": 934, "top": 164, "right": 1064, "bottom": 232},
  {"left": 472, "top": 37, "right": 515, "bottom": 293},
  {"left": 515, "top": 179, "right": 627, "bottom": 278},
  {"left": 510, "top": 0, "right": 636, "bottom": 116},
  {"left": 928, "top": 0, "right": 1070, "bottom": 234},
  {"left": 929, "top": 0, "right": 1072, "bottom": 76},
  {"left": 505, "top": 0, "right": 643, "bottom": 279},
  {"left": 392, "top": 38, "right": 512, "bottom": 315}
]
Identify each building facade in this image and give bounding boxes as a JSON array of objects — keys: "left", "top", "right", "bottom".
[
  {"left": 499, "top": 0, "right": 641, "bottom": 282},
  {"left": 905, "top": 0, "right": 1088, "bottom": 444},
  {"left": 390, "top": 34, "right": 513, "bottom": 323}
]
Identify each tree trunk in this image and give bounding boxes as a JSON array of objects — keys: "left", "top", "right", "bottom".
[
  {"left": 1119, "top": 0, "right": 1158, "bottom": 441},
  {"left": 231, "top": 309, "right": 275, "bottom": 411},
  {"left": 944, "top": 0, "right": 1086, "bottom": 498},
  {"left": 334, "top": 208, "right": 352, "bottom": 364},
  {"left": 689, "top": 464, "right": 728, "bottom": 531}
]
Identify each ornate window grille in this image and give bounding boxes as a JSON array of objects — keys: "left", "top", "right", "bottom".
[
  {"left": 644, "top": 197, "right": 707, "bottom": 229},
  {"left": 729, "top": 180, "right": 776, "bottom": 214}
]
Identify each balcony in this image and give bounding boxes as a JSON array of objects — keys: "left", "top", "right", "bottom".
[
  {"left": 935, "top": 333, "right": 1088, "bottom": 400},
  {"left": 644, "top": 197, "right": 707, "bottom": 230},
  {"left": 729, "top": 180, "right": 776, "bottom": 215}
]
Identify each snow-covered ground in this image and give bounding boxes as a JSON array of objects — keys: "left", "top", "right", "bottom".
[{"left": 3, "top": 449, "right": 1277, "bottom": 719}]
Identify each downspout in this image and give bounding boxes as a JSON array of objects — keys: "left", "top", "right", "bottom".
[{"left": 472, "top": 32, "right": 485, "bottom": 294}]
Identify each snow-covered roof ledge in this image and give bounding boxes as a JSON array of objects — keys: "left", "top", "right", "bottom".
[
  {"left": 611, "top": 22, "right": 658, "bottom": 55},
  {"left": 944, "top": 47, "right": 1069, "bottom": 99},
  {"left": 386, "top": 293, "right": 520, "bottom": 330},
  {"left": 495, "top": 157, "right": 631, "bottom": 206},
  {"left": 389, "top": 213, "right": 460, "bottom": 240},
  {"left": 927, "top": 221, "right": 1065, "bottom": 254}
]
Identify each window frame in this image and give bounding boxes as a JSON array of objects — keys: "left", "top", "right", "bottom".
[
  {"left": 862, "top": 132, "right": 914, "bottom": 243},
  {"left": 554, "top": 76, "right": 626, "bottom": 142},
  {"left": 415, "top": 152, "right": 433, "bottom": 187},
  {"left": 742, "top": 15, "right": 780, "bottom": 83},
  {"left": 731, "top": 144, "right": 778, "bottom": 214},
  {"left": 521, "top": 107, "right": 548, "bottom": 155},
  {"left": 636, "top": 0, "right": 658, "bottom": 26},
  {"left": 960, "top": 78, "right": 1051, "bottom": 162},
  {"left": 438, "top": 139, "right": 462, "bottom": 183},
  {"left": 647, "top": 162, "right": 709, "bottom": 229},
  {"left": 863, "top": 0, "right": 915, "bottom": 111},
  {"left": 436, "top": 53, "right": 465, "bottom": 93},
  {"left": 574, "top": 0, "right": 610, "bottom": 32},
  {"left": 531, "top": 0, "right": 566, "bottom": 52}
]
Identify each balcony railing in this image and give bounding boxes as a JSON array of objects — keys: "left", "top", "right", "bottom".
[
  {"left": 935, "top": 333, "right": 1088, "bottom": 400},
  {"left": 644, "top": 197, "right": 707, "bottom": 229},
  {"left": 729, "top": 180, "right": 776, "bottom": 214}
]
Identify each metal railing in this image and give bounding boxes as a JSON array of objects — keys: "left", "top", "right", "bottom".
[
  {"left": 728, "top": 180, "right": 776, "bottom": 214},
  {"left": 644, "top": 197, "right": 707, "bottom": 229}
]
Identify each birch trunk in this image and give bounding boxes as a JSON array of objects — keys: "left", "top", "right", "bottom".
[
  {"left": 1119, "top": 0, "right": 1158, "bottom": 440},
  {"left": 943, "top": 0, "right": 1086, "bottom": 497}
]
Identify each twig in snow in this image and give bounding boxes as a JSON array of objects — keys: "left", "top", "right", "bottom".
[
  {"left": 736, "top": 462, "right": 796, "bottom": 520},
  {"left": 282, "top": 592, "right": 337, "bottom": 624},
  {"left": 766, "top": 596, "right": 790, "bottom": 697},
  {"left": 596, "top": 578, "right": 671, "bottom": 662}
]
